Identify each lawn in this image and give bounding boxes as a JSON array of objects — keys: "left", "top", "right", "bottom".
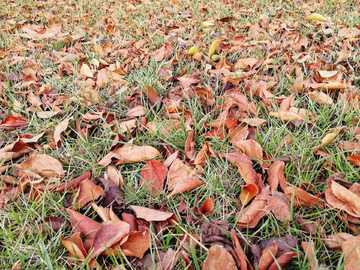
[{"left": 0, "top": 0, "right": 360, "bottom": 269}]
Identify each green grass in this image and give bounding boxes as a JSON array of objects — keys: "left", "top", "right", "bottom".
[{"left": 0, "top": 0, "right": 360, "bottom": 269}]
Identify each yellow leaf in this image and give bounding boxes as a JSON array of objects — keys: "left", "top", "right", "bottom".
[
  {"left": 305, "top": 13, "right": 328, "bottom": 22},
  {"left": 201, "top": 20, "right": 215, "bottom": 28},
  {"left": 79, "top": 64, "right": 93, "bottom": 78},
  {"left": 187, "top": 46, "right": 200, "bottom": 55},
  {"left": 211, "top": 54, "right": 221, "bottom": 61},
  {"left": 208, "top": 39, "right": 221, "bottom": 58},
  {"left": 313, "top": 127, "right": 342, "bottom": 151}
]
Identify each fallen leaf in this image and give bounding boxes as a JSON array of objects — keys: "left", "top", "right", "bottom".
[
  {"left": 208, "top": 39, "right": 221, "bottom": 58},
  {"left": 202, "top": 245, "right": 237, "bottom": 270},
  {"left": 167, "top": 159, "right": 196, "bottom": 191},
  {"left": 268, "top": 161, "right": 287, "bottom": 191},
  {"left": 54, "top": 117, "right": 73, "bottom": 145},
  {"left": 98, "top": 141, "right": 160, "bottom": 166},
  {"left": 168, "top": 176, "right": 204, "bottom": 198},
  {"left": 15, "top": 154, "right": 64, "bottom": 178},
  {"left": 240, "top": 184, "right": 258, "bottom": 205},
  {"left": 308, "top": 91, "right": 333, "bottom": 106},
  {"left": 301, "top": 241, "right": 317, "bottom": 270},
  {"left": 199, "top": 198, "right": 215, "bottom": 216},
  {"left": 235, "top": 140, "right": 263, "bottom": 160},
  {"left": 130, "top": 205, "right": 174, "bottom": 221},
  {"left": 140, "top": 160, "right": 168, "bottom": 195},
  {"left": 268, "top": 252, "right": 297, "bottom": 270},
  {"left": 79, "top": 64, "right": 93, "bottom": 78},
  {"left": 73, "top": 179, "right": 104, "bottom": 209},
  {"left": 259, "top": 242, "right": 278, "bottom": 270},
  {"left": 341, "top": 236, "right": 360, "bottom": 270},
  {"left": 120, "top": 230, "right": 151, "bottom": 258},
  {"left": 329, "top": 180, "right": 360, "bottom": 216},
  {"left": 0, "top": 116, "right": 29, "bottom": 129},
  {"left": 284, "top": 186, "right": 324, "bottom": 208},
  {"left": 313, "top": 127, "right": 342, "bottom": 151},
  {"left": 105, "top": 165, "right": 123, "bottom": 188},
  {"left": 231, "top": 230, "right": 253, "bottom": 270},
  {"left": 62, "top": 232, "right": 87, "bottom": 261},
  {"left": 236, "top": 198, "right": 269, "bottom": 229},
  {"left": 305, "top": 13, "right": 328, "bottom": 22}
]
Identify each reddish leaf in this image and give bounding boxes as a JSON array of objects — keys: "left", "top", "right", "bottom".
[
  {"left": 90, "top": 220, "right": 130, "bottom": 258},
  {"left": 65, "top": 208, "right": 101, "bottom": 250},
  {"left": 268, "top": 161, "right": 287, "bottom": 192},
  {"left": 199, "top": 198, "right": 215, "bottom": 216},
  {"left": 268, "top": 252, "right": 297, "bottom": 270},
  {"left": 140, "top": 160, "right": 168, "bottom": 195},
  {"left": 231, "top": 230, "right": 253, "bottom": 270},
  {"left": 62, "top": 232, "right": 87, "bottom": 261},
  {"left": 259, "top": 242, "right": 278, "bottom": 270},
  {"left": 0, "top": 116, "right": 29, "bottom": 129},
  {"left": 347, "top": 155, "right": 360, "bottom": 167}
]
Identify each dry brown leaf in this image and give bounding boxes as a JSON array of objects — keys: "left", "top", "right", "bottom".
[
  {"left": 301, "top": 242, "right": 317, "bottom": 270},
  {"left": 130, "top": 205, "right": 174, "bottom": 221},
  {"left": 269, "top": 111, "right": 305, "bottom": 121},
  {"left": 268, "top": 161, "right": 287, "bottom": 191},
  {"left": 341, "top": 236, "right": 360, "bottom": 270},
  {"left": 308, "top": 91, "right": 333, "bottom": 106},
  {"left": 15, "top": 154, "right": 64, "bottom": 178},
  {"left": 105, "top": 165, "right": 123, "bottom": 188},
  {"left": 120, "top": 230, "right": 151, "bottom": 258},
  {"left": 168, "top": 176, "right": 203, "bottom": 198},
  {"left": 330, "top": 180, "right": 360, "bottom": 216},
  {"left": 236, "top": 198, "right": 269, "bottom": 229},
  {"left": 54, "top": 117, "right": 73, "bottom": 145},
  {"left": 98, "top": 142, "right": 160, "bottom": 166},
  {"left": 167, "top": 159, "right": 196, "bottom": 191},
  {"left": 259, "top": 242, "right": 278, "bottom": 270},
  {"left": 284, "top": 186, "right": 324, "bottom": 208},
  {"left": 324, "top": 233, "right": 355, "bottom": 250},
  {"left": 73, "top": 179, "right": 104, "bottom": 209},
  {"left": 231, "top": 230, "right": 253, "bottom": 270},
  {"left": 235, "top": 140, "right": 263, "bottom": 160},
  {"left": 202, "top": 245, "right": 237, "bottom": 270}
]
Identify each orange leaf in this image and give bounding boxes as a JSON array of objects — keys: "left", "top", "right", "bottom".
[
  {"left": 140, "top": 160, "right": 168, "bottom": 195},
  {"left": 73, "top": 179, "right": 104, "bottom": 209},
  {"left": 259, "top": 242, "right": 278, "bottom": 270},
  {"left": 240, "top": 184, "right": 258, "bottom": 205},
  {"left": 199, "top": 198, "right": 215, "bottom": 216},
  {"left": 268, "top": 161, "right": 287, "bottom": 192},
  {"left": 54, "top": 117, "right": 73, "bottom": 145},
  {"left": 341, "top": 236, "right": 360, "bottom": 270},
  {"left": 120, "top": 230, "right": 151, "bottom": 258},
  {"left": 202, "top": 245, "right": 237, "bottom": 270},
  {"left": 329, "top": 180, "right": 360, "bottom": 215},
  {"left": 235, "top": 140, "right": 263, "bottom": 160},
  {"left": 62, "top": 232, "right": 87, "bottom": 260},
  {"left": 347, "top": 155, "right": 360, "bottom": 167},
  {"left": 301, "top": 241, "right": 317, "bottom": 270},
  {"left": 167, "top": 159, "right": 196, "bottom": 191},
  {"left": 168, "top": 176, "right": 203, "bottom": 198},
  {"left": 236, "top": 198, "right": 269, "bottom": 229},
  {"left": 143, "top": 86, "right": 160, "bottom": 105},
  {"left": 268, "top": 252, "right": 297, "bottom": 270},
  {"left": 0, "top": 116, "right": 29, "bottom": 129},
  {"left": 284, "top": 186, "right": 324, "bottom": 208},
  {"left": 105, "top": 165, "right": 123, "bottom": 188}
]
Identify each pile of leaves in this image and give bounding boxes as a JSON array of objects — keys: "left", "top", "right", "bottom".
[{"left": 1, "top": 0, "right": 360, "bottom": 269}]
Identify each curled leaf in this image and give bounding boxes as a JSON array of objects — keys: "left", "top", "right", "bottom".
[{"left": 208, "top": 39, "right": 221, "bottom": 58}]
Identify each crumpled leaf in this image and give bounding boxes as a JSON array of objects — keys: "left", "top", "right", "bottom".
[
  {"left": 167, "top": 159, "right": 197, "bottom": 191},
  {"left": 235, "top": 140, "right": 263, "bottom": 160},
  {"left": 268, "top": 252, "right": 297, "bottom": 270},
  {"left": 199, "top": 198, "right": 215, "bottom": 216},
  {"left": 236, "top": 198, "right": 269, "bottom": 229},
  {"left": 62, "top": 232, "right": 87, "bottom": 261},
  {"left": 105, "top": 165, "right": 123, "bottom": 188},
  {"left": 73, "top": 179, "right": 104, "bottom": 209},
  {"left": 231, "top": 230, "right": 253, "bottom": 270},
  {"left": 202, "top": 245, "right": 237, "bottom": 270},
  {"left": 313, "top": 127, "right": 342, "bottom": 151},
  {"left": 98, "top": 141, "right": 160, "bottom": 166},
  {"left": 120, "top": 230, "right": 151, "bottom": 258},
  {"left": 15, "top": 154, "right": 64, "bottom": 178},
  {"left": 240, "top": 183, "right": 258, "bottom": 205},
  {"left": 208, "top": 39, "right": 221, "bottom": 58}
]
